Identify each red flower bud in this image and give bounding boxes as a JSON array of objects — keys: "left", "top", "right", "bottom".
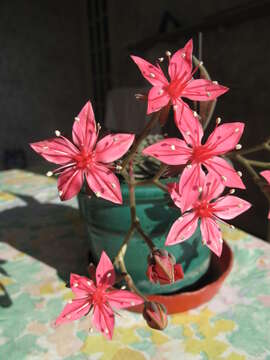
[
  {"left": 143, "top": 301, "right": 168, "bottom": 330},
  {"left": 146, "top": 249, "right": 184, "bottom": 285}
]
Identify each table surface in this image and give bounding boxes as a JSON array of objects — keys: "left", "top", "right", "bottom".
[{"left": 0, "top": 169, "right": 270, "bottom": 360}]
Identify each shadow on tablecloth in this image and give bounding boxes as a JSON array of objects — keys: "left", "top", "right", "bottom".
[{"left": 0, "top": 194, "right": 89, "bottom": 289}]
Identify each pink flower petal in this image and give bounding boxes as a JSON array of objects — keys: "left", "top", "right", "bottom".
[
  {"left": 106, "top": 290, "right": 144, "bottom": 309},
  {"left": 57, "top": 167, "right": 84, "bottom": 201},
  {"left": 70, "top": 273, "right": 96, "bottom": 297},
  {"left": 142, "top": 138, "right": 191, "bottom": 165},
  {"left": 147, "top": 86, "right": 170, "bottom": 114},
  {"left": 86, "top": 163, "right": 122, "bottom": 204},
  {"left": 55, "top": 298, "right": 91, "bottom": 326},
  {"left": 168, "top": 39, "right": 193, "bottom": 81},
  {"left": 72, "top": 101, "right": 97, "bottom": 151},
  {"left": 261, "top": 170, "right": 270, "bottom": 183},
  {"left": 92, "top": 303, "right": 115, "bottom": 340},
  {"left": 178, "top": 164, "right": 204, "bottom": 212},
  {"left": 213, "top": 195, "right": 251, "bottom": 220},
  {"left": 30, "top": 137, "right": 79, "bottom": 165},
  {"left": 95, "top": 134, "right": 135, "bottom": 163},
  {"left": 130, "top": 55, "right": 169, "bottom": 87},
  {"left": 165, "top": 212, "right": 198, "bottom": 246},
  {"left": 95, "top": 251, "right": 115, "bottom": 287},
  {"left": 167, "top": 182, "right": 182, "bottom": 209},
  {"left": 174, "top": 103, "right": 203, "bottom": 146},
  {"left": 182, "top": 79, "right": 228, "bottom": 101},
  {"left": 205, "top": 156, "right": 245, "bottom": 189},
  {"left": 200, "top": 217, "right": 223, "bottom": 257},
  {"left": 204, "top": 122, "right": 245, "bottom": 155},
  {"left": 201, "top": 171, "right": 225, "bottom": 202}
]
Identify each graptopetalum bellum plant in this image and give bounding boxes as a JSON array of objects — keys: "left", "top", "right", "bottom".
[{"left": 30, "top": 39, "right": 270, "bottom": 339}]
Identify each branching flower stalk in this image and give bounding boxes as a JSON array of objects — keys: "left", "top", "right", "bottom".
[
  {"left": 121, "top": 110, "right": 161, "bottom": 170},
  {"left": 228, "top": 137, "right": 270, "bottom": 240},
  {"left": 114, "top": 112, "right": 167, "bottom": 295},
  {"left": 228, "top": 137, "right": 270, "bottom": 199}
]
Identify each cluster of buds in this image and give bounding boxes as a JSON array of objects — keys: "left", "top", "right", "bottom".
[{"left": 146, "top": 249, "right": 184, "bottom": 285}]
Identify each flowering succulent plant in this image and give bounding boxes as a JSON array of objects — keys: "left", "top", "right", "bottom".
[{"left": 30, "top": 38, "right": 270, "bottom": 339}]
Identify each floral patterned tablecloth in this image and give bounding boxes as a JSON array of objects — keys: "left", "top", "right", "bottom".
[{"left": 0, "top": 169, "right": 270, "bottom": 360}]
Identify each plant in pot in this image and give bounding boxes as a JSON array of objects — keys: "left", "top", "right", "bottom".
[
  {"left": 77, "top": 133, "right": 211, "bottom": 296},
  {"left": 30, "top": 39, "right": 264, "bottom": 340}
]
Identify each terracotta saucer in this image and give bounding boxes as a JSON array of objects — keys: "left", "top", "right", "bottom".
[{"left": 130, "top": 240, "right": 233, "bottom": 314}]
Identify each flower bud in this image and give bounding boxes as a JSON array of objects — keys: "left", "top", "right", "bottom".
[
  {"left": 143, "top": 301, "right": 168, "bottom": 330},
  {"left": 146, "top": 249, "right": 184, "bottom": 285}
]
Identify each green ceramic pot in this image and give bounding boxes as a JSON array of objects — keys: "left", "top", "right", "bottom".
[{"left": 77, "top": 181, "right": 210, "bottom": 294}]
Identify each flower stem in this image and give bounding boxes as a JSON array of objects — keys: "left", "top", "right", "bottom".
[
  {"left": 135, "top": 223, "right": 156, "bottom": 251},
  {"left": 116, "top": 253, "right": 147, "bottom": 301},
  {"left": 241, "top": 159, "right": 270, "bottom": 168},
  {"left": 234, "top": 137, "right": 270, "bottom": 156},
  {"left": 134, "top": 163, "right": 169, "bottom": 192},
  {"left": 121, "top": 111, "right": 161, "bottom": 171},
  {"left": 128, "top": 161, "right": 137, "bottom": 222},
  {"left": 153, "top": 163, "right": 168, "bottom": 181},
  {"left": 154, "top": 179, "right": 169, "bottom": 192},
  {"left": 113, "top": 225, "right": 136, "bottom": 265},
  {"left": 229, "top": 149, "right": 270, "bottom": 241},
  {"left": 113, "top": 107, "right": 171, "bottom": 298}
]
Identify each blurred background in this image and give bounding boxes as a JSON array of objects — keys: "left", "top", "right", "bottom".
[{"left": 0, "top": 0, "right": 269, "bottom": 238}]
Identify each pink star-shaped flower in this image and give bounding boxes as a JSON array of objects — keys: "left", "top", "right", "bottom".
[
  {"left": 55, "top": 251, "right": 144, "bottom": 339},
  {"left": 143, "top": 111, "right": 245, "bottom": 211},
  {"left": 30, "top": 101, "right": 134, "bottom": 203},
  {"left": 260, "top": 170, "right": 270, "bottom": 219},
  {"left": 131, "top": 39, "right": 228, "bottom": 120},
  {"left": 166, "top": 172, "right": 251, "bottom": 256}
]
